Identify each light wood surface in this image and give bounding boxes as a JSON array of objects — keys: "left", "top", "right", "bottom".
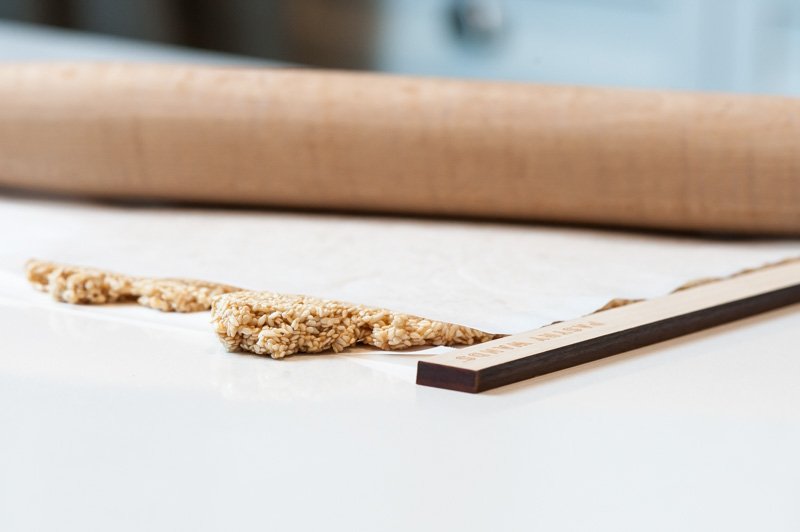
[{"left": 1, "top": 63, "right": 799, "bottom": 234}]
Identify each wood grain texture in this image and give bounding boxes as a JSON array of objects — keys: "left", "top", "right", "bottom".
[
  {"left": 417, "top": 261, "right": 800, "bottom": 393},
  {"left": 1, "top": 63, "right": 799, "bottom": 234}
]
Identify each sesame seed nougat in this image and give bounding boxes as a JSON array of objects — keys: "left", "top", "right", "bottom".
[
  {"left": 211, "top": 291, "right": 497, "bottom": 359},
  {"left": 26, "top": 259, "right": 137, "bottom": 305},
  {"left": 25, "top": 259, "right": 241, "bottom": 312},
  {"left": 134, "top": 278, "right": 242, "bottom": 312},
  {"left": 26, "top": 259, "right": 498, "bottom": 357}
]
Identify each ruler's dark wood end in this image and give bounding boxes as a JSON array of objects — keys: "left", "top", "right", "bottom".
[{"left": 416, "top": 361, "right": 480, "bottom": 393}]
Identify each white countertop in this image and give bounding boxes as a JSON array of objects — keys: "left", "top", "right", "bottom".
[
  {"left": 2, "top": 20, "right": 800, "bottom": 532},
  {"left": 2, "top": 192, "right": 800, "bottom": 532}
]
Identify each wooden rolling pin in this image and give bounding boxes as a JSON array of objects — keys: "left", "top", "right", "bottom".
[{"left": 1, "top": 63, "right": 799, "bottom": 234}]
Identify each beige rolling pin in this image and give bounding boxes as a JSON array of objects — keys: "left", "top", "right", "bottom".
[{"left": 0, "top": 63, "right": 798, "bottom": 234}]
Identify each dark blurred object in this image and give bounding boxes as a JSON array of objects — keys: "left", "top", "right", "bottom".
[
  {"left": 450, "top": 0, "right": 505, "bottom": 46},
  {"left": 0, "top": 0, "right": 379, "bottom": 69},
  {"left": 174, "top": 0, "right": 378, "bottom": 69},
  {"left": 281, "top": 0, "right": 378, "bottom": 68},
  {"left": 0, "top": 0, "right": 186, "bottom": 42}
]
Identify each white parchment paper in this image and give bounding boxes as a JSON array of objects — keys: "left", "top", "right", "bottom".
[{"left": 2, "top": 192, "right": 799, "bottom": 367}]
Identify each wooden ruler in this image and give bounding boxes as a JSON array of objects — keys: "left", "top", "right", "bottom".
[{"left": 417, "top": 261, "right": 800, "bottom": 393}]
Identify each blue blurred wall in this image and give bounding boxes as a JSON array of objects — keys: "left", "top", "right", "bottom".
[{"left": 1, "top": 0, "right": 797, "bottom": 95}]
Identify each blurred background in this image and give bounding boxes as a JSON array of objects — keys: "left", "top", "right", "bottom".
[{"left": 0, "top": 0, "right": 798, "bottom": 94}]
